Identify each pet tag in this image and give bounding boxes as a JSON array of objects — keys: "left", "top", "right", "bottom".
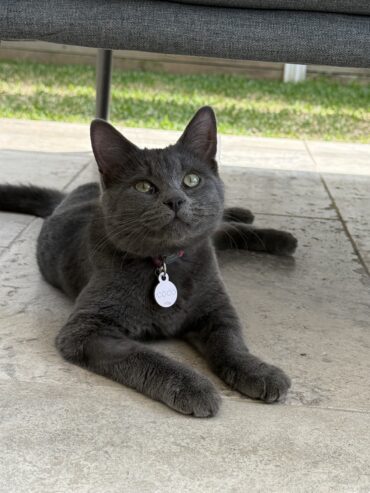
[{"left": 154, "top": 273, "right": 177, "bottom": 308}]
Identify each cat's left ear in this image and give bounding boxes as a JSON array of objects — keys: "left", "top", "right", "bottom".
[
  {"left": 177, "top": 106, "right": 217, "bottom": 170},
  {"left": 90, "top": 119, "right": 139, "bottom": 186}
]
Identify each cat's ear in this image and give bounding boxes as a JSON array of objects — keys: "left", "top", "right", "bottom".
[
  {"left": 177, "top": 106, "right": 217, "bottom": 168},
  {"left": 90, "top": 119, "right": 139, "bottom": 186}
]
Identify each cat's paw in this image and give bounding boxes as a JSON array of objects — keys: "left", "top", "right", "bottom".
[
  {"left": 227, "top": 357, "right": 291, "bottom": 403},
  {"left": 264, "top": 230, "right": 298, "bottom": 256},
  {"left": 223, "top": 206, "right": 255, "bottom": 224},
  {"left": 167, "top": 377, "right": 221, "bottom": 417}
]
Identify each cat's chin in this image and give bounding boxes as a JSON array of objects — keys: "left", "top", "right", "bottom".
[
  {"left": 121, "top": 233, "right": 195, "bottom": 258},
  {"left": 110, "top": 219, "right": 215, "bottom": 257},
  {"left": 134, "top": 221, "right": 216, "bottom": 257},
  {"left": 162, "top": 217, "right": 189, "bottom": 234},
  {"left": 143, "top": 217, "right": 189, "bottom": 242},
  {"left": 122, "top": 243, "right": 185, "bottom": 259}
]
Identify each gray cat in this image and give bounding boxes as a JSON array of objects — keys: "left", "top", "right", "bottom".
[{"left": 0, "top": 107, "right": 297, "bottom": 416}]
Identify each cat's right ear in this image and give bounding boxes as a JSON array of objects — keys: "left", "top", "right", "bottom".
[{"left": 90, "top": 119, "right": 139, "bottom": 186}]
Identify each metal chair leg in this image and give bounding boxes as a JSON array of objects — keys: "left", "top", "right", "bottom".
[{"left": 95, "top": 49, "right": 113, "bottom": 120}]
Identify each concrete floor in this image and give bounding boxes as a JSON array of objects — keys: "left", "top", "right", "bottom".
[{"left": 0, "top": 119, "right": 370, "bottom": 493}]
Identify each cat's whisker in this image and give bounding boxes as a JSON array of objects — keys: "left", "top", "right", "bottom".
[
  {"left": 240, "top": 226, "right": 267, "bottom": 251},
  {"left": 221, "top": 224, "right": 241, "bottom": 251},
  {"left": 224, "top": 222, "right": 251, "bottom": 251}
]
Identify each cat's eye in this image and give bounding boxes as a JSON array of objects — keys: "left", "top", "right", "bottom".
[
  {"left": 183, "top": 173, "right": 200, "bottom": 188},
  {"left": 134, "top": 181, "right": 155, "bottom": 193}
]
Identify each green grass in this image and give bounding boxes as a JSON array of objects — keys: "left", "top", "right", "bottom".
[{"left": 0, "top": 59, "right": 369, "bottom": 142}]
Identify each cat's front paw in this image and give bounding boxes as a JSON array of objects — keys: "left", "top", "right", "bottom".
[
  {"left": 264, "top": 230, "right": 298, "bottom": 256},
  {"left": 227, "top": 356, "right": 291, "bottom": 403},
  {"left": 166, "top": 376, "right": 221, "bottom": 417}
]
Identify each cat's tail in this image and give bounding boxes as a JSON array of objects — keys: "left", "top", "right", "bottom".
[{"left": 0, "top": 184, "right": 66, "bottom": 218}]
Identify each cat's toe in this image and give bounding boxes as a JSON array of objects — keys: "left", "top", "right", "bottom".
[
  {"left": 267, "top": 231, "right": 298, "bottom": 256},
  {"left": 257, "top": 364, "right": 291, "bottom": 403},
  {"left": 235, "top": 361, "right": 291, "bottom": 403},
  {"left": 169, "top": 379, "right": 221, "bottom": 417}
]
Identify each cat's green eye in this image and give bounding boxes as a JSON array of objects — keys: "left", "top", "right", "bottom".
[
  {"left": 183, "top": 173, "right": 200, "bottom": 188},
  {"left": 135, "top": 181, "right": 155, "bottom": 193}
]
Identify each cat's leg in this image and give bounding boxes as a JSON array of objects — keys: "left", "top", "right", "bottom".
[
  {"left": 184, "top": 304, "right": 291, "bottom": 403},
  {"left": 213, "top": 221, "right": 297, "bottom": 255},
  {"left": 56, "top": 311, "right": 220, "bottom": 417},
  {"left": 223, "top": 206, "right": 254, "bottom": 224}
]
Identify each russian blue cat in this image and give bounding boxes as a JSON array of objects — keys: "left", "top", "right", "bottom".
[{"left": 0, "top": 107, "right": 297, "bottom": 416}]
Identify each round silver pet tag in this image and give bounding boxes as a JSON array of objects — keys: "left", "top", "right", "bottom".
[{"left": 154, "top": 273, "right": 177, "bottom": 308}]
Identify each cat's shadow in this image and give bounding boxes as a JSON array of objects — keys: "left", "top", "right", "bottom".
[{"left": 217, "top": 249, "right": 296, "bottom": 274}]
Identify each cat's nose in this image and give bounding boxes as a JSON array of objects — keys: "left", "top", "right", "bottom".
[{"left": 163, "top": 197, "right": 185, "bottom": 213}]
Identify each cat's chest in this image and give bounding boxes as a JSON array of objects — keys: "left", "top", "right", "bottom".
[{"left": 107, "top": 263, "right": 196, "bottom": 339}]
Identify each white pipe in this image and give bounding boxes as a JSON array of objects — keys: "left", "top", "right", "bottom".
[{"left": 283, "top": 64, "right": 307, "bottom": 82}]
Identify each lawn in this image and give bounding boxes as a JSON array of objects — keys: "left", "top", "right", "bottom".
[{"left": 0, "top": 59, "right": 369, "bottom": 142}]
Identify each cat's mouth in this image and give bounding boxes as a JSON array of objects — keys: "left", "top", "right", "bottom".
[
  {"left": 145, "top": 216, "right": 191, "bottom": 245},
  {"left": 149, "top": 213, "right": 190, "bottom": 230},
  {"left": 173, "top": 216, "right": 190, "bottom": 226},
  {"left": 160, "top": 216, "right": 190, "bottom": 234}
]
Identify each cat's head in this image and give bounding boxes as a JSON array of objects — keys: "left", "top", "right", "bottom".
[{"left": 90, "top": 106, "right": 224, "bottom": 257}]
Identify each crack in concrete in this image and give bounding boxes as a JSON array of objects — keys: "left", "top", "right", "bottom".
[{"left": 303, "top": 141, "right": 370, "bottom": 278}]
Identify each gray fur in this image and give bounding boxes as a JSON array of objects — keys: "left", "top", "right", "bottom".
[
  {"left": 0, "top": 107, "right": 296, "bottom": 417},
  {"left": 0, "top": 184, "right": 65, "bottom": 217}
]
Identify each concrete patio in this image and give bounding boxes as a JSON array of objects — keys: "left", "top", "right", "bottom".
[{"left": 0, "top": 119, "right": 370, "bottom": 492}]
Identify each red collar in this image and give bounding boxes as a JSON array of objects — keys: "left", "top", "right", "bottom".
[{"left": 152, "top": 250, "right": 184, "bottom": 268}]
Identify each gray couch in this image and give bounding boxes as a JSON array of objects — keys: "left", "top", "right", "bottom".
[{"left": 1, "top": 0, "right": 369, "bottom": 117}]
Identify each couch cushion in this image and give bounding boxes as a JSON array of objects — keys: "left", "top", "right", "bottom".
[
  {"left": 168, "top": 0, "right": 370, "bottom": 16},
  {"left": 1, "top": 0, "right": 369, "bottom": 67}
]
